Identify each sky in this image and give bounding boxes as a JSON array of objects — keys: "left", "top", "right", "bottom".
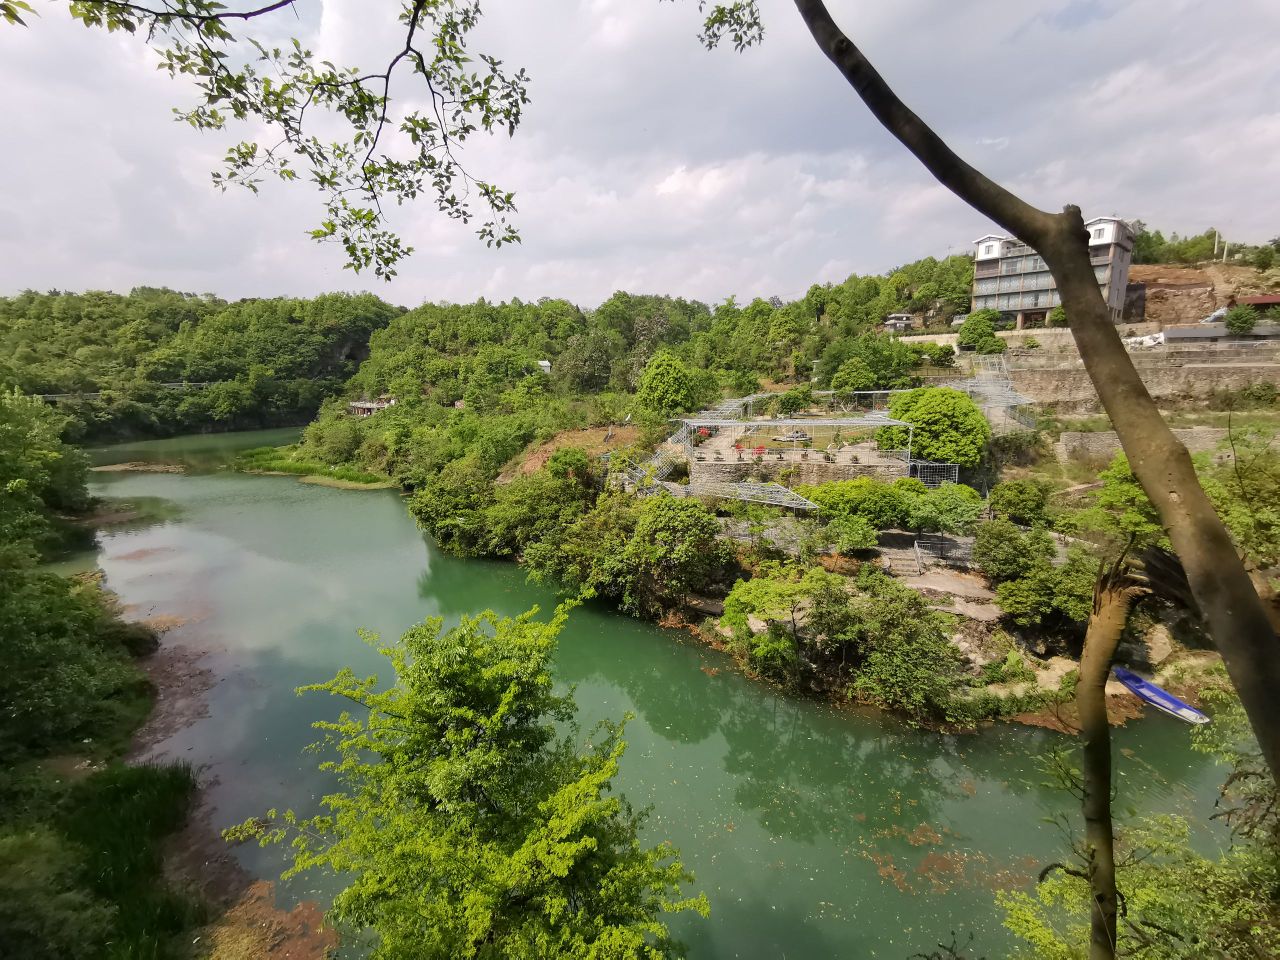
[{"left": 1, "top": 0, "right": 1277, "bottom": 310}]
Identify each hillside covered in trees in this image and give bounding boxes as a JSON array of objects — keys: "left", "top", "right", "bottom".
[{"left": 0, "top": 288, "right": 401, "bottom": 441}]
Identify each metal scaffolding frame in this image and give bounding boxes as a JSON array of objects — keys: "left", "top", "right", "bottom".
[
  {"left": 941, "top": 353, "right": 1037, "bottom": 435},
  {"left": 676, "top": 480, "right": 819, "bottom": 511}
]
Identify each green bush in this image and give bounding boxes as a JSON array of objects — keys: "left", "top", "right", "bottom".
[
  {"left": 0, "top": 828, "right": 114, "bottom": 960},
  {"left": 989, "top": 478, "right": 1049, "bottom": 526},
  {"left": 957, "top": 310, "right": 999, "bottom": 349},
  {"left": 878, "top": 387, "right": 992, "bottom": 467},
  {"left": 981, "top": 649, "right": 1037, "bottom": 685},
  {"left": 827, "top": 514, "right": 879, "bottom": 554},
  {"left": 974, "top": 335, "right": 1006, "bottom": 355},
  {"left": 1225, "top": 304, "right": 1258, "bottom": 335},
  {"left": 972, "top": 519, "right": 1055, "bottom": 583}
]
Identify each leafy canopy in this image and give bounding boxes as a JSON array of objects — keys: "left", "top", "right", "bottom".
[
  {"left": 230, "top": 607, "right": 706, "bottom": 958},
  {"left": 878, "top": 387, "right": 991, "bottom": 467},
  {"left": 636, "top": 351, "right": 699, "bottom": 415},
  {"left": 6, "top": 2, "right": 770, "bottom": 278}
]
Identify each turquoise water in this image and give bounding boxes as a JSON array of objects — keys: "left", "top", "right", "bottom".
[{"left": 85, "top": 430, "right": 1228, "bottom": 958}]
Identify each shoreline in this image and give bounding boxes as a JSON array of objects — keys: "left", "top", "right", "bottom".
[
  {"left": 238, "top": 466, "right": 398, "bottom": 489},
  {"left": 126, "top": 617, "right": 338, "bottom": 957}
]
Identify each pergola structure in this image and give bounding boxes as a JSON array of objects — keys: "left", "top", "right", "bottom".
[{"left": 678, "top": 413, "right": 915, "bottom": 462}]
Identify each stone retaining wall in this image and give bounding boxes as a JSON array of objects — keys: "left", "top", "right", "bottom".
[
  {"left": 1012, "top": 361, "right": 1280, "bottom": 411},
  {"left": 1055, "top": 427, "right": 1231, "bottom": 463}
]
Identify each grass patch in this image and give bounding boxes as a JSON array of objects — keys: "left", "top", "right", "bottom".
[
  {"left": 235, "top": 444, "right": 391, "bottom": 486},
  {"left": 0, "top": 763, "right": 203, "bottom": 960},
  {"left": 61, "top": 763, "right": 205, "bottom": 958}
]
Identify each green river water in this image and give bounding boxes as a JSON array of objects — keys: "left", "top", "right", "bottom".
[{"left": 81, "top": 429, "right": 1227, "bottom": 958}]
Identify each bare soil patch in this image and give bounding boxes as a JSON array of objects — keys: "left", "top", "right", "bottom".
[
  {"left": 507, "top": 425, "right": 640, "bottom": 478},
  {"left": 196, "top": 881, "right": 336, "bottom": 960},
  {"left": 167, "top": 796, "right": 337, "bottom": 960},
  {"left": 1011, "top": 692, "right": 1144, "bottom": 734}
]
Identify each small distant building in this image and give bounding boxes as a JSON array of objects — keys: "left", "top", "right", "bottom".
[
  {"left": 348, "top": 397, "right": 396, "bottom": 418},
  {"left": 536, "top": 359, "right": 552, "bottom": 375},
  {"left": 1240, "top": 295, "right": 1280, "bottom": 311},
  {"left": 883, "top": 313, "right": 916, "bottom": 333},
  {"left": 971, "top": 216, "right": 1134, "bottom": 327}
]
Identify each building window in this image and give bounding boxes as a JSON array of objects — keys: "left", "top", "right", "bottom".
[
  {"left": 983, "top": 243, "right": 994, "bottom": 255},
  {"left": 1000, "top": 257, "right": 1023, "bottom": 275},
  {"left": 1093, "top": 227, "right": 1105, "bottom": 240}
]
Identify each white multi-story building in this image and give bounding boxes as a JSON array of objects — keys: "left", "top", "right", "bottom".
[{"left": 970, "top": 216, "right": 1134, "bottom": 326}]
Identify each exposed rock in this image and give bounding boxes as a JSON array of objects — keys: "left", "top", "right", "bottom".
[{"left": 1142, "top": 623, "right": 1176, "bottom": 666}]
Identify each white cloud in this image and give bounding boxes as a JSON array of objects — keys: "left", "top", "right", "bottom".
[{"left": 0, "top": 0, "right": 1277, "bottom": 308}]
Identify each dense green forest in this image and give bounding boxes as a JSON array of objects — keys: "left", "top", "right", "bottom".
[
  {"left": 1131, "top": 224, "right": 1280, "bottom": 268},
  {"left": 0, "top": 288, "right": 401, "bottom": 441}
]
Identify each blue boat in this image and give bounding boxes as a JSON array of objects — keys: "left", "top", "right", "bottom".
[{"left": 1113, "top": 666, "right": 1210, "bottom": 725}]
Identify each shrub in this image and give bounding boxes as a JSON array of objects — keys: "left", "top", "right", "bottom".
[
  {"left": 974, "top": 335, "right": 1006, "bottom": 354},
  {"left": 989, "top": 478, "right": 1049, "bottom": 526},
  {"left": 981, "top": 649, "right": 1037, "bottom": 685},
  {"left": 1225, "top": 305, "right": 1258, "bottom": 336},
  {"left": 619, "top": 497, "right": 732, "bottom": 612},
  {"left": 1047, "top": 305, "right": 1068, "bottom": 328},
  {"left": 637, "top": 350, "right": 698, "bottom": 413},
  {"left": 830, "top": 357, "right": 876, "bottom": 396},
  {"left": 846, "top": 571, "right": 965, "bottom": 721},
  {"left": 957, "top": 310, "right": 999, "bottom": 348},
  {"left": 878, "top": 387, "right": 992, "bottom": 467},
  {"left": 907, "top": 482, "right": 984, "bottom": 535},
  {"left": 827, "top": 514, "right": 879, "bottom": 554},
  {"left": 797, "top": 477, "right": 912, "bottom": 530},
  {"left": 972, "top": 519, "right": 1055, "bottom": 583},
  {"left": 777, "top": 384, "right": 812, "bottom": 415}
]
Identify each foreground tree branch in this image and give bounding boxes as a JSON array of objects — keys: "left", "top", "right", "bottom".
[{"left": 787, "top": 0, "right": 1280, "bottom": 778}]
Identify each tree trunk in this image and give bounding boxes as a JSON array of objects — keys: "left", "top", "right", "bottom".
[
  {"left": 790, "top": 0, "right": 1280, "bottom": 778},
  {"left": 1076, "top": 586, "right": 1132, "bottom": 960}
]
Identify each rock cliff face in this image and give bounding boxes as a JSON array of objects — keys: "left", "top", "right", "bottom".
[{"left": 1125, "top": 263, "right": 1280, "bottom": 326}]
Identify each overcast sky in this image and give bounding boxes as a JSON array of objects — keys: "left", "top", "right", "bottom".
[{"left": 1, "top": 0, "right": 1276, "bottom": 309}]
